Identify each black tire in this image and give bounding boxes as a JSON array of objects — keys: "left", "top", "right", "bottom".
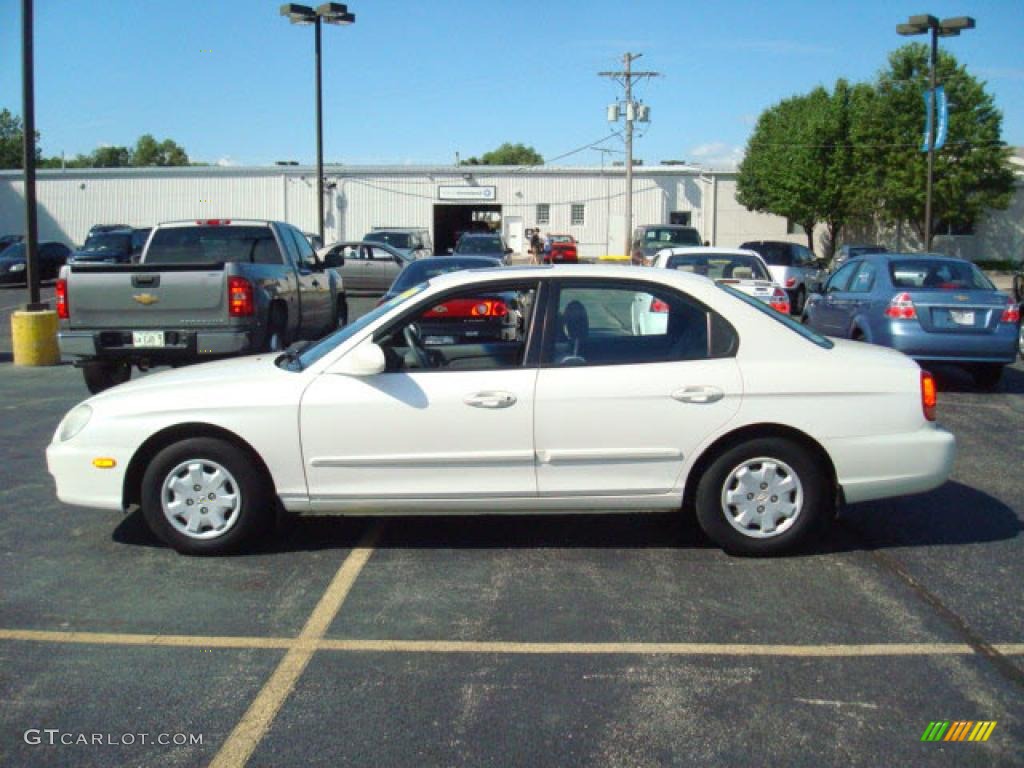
[
  {"left": 969, "top": 363, "right": 1003, "bottom": 391},
  {"left": 792, "top": 287, "right": 806, "bottom": 316},
  {"left": 82, "top": 361, "right": 131, "bottom": 394},
  {"left": 335, "top": 295, "right": 349, "bottom": 329},
  {"left": 694, "top": 437, "right": 831, "bottom": 556},
  {"left": 141, "top": 437, "right": 272, "bottom": 555},
  {"left": 263, "top": 306, "right": 288, "bottom": 352}
]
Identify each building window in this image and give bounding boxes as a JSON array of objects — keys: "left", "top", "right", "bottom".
[
  {"left": 536, "top": 204, "right": 550, "bottom": 225},
  {"left": 786, "top": 219, "right": 805, "bottom": 235},
  {"left": 571, "top": 204, "right": 585, "bottom": 226},
  {"left": 670, "top": 211, "right": 691, "bottom": 226}
]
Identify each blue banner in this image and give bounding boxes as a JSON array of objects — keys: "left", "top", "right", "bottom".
[{"left": 922, "top": 86, "right": 948, "bottom": 152}]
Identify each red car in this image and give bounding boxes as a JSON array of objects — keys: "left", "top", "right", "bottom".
[{"left": 544, "top": 234, "right": 578, "bottom": 264}]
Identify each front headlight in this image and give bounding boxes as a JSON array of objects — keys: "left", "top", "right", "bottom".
[
  {"left": 9, "top": 262, "right": 25, "bottom": 272},
  {"left": 58, "top": 404, "right": 93, "bottom": 442}
]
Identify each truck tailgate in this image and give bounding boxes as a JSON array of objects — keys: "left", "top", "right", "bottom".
[{"left": 66, "top": 264, "right": 229, "bottom": 330}]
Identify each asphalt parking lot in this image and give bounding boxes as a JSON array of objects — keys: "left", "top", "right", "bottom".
[{"left": 0, "top": 288, "right": 1022, "bottom": 767}]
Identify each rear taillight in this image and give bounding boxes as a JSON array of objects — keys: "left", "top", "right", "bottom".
[
  {"left": 785, "top": 277, "right": 797, "bottom": 288},
  {"left": 470, "top": 300, "right": 508, "bottom": 317},
  {"left": 56, "top": 278, "right": 69, "bottom": 319},
  {"left": 649, "top": 298, "right": 670, "bottom": 313},
  {"left": 884, "top": 292, "right": 917, "bottom": 320},
  {"left": 921, "top": 370, "right": 937, "bottom": 422},
  {"left": 228, "top": 276, "right": 254, "bottom": 317},
  {"left": 1000, "top": 299, "right": 1020, "bottom": 324},
  {"left": 769, "top": 287, "right": 790, "bottom": 314}
]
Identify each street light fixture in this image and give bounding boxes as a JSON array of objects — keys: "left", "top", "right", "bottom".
[
  {"left": 897, "top": 13, "right": 975, "bottom": 250},
  {"left": 279, "top": 3, "right": 355, "bottom": 245}
]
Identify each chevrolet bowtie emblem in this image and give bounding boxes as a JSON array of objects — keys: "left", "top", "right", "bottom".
[
  {"left": 954, "top": 295, "right": 969, "bottom": 302},
  {"left": 133, "top": 293, "right": 159, "bottom": 306}
]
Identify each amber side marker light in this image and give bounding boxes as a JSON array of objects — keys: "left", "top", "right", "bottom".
[
  {"left": 92, "top": 458, "right": 117, "bottom": 469},
  {"left": 921, "top": 371, "right": 937, "bottom": 422}
]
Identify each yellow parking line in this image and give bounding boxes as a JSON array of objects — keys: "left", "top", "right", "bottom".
[
  {"left": 317, "top": 639, "right": 976, "bottom": 657},
  {"left": 0, "top": 628, "right": 292, "bottom": 649},
  {"left": 992, "top": 644, "right": 1024, "bottom": 655},
  {"left": 208, "top": 522, "right": 384, "bottom": 768}
]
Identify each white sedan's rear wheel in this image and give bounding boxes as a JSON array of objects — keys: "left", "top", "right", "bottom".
[
  {"left": 695, "top": 437, "right": 830, "bottom": 555},
  {"left": 141, "top": 437, "right": 271, "bottom": 555}
]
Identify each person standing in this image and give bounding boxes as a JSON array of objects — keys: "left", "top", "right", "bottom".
[{"left": 529, "top": 230, "right": 543, "bottom": 264}]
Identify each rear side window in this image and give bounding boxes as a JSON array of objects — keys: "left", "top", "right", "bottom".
[
  {"left": 542, "top": 281, "right": 736, "bottom": 367},
  {"left": 145, "top": 226, "right": 276, "bottom": 264},
  {"left": 719, "top": 283, "right": 833, "bottom": 349}
]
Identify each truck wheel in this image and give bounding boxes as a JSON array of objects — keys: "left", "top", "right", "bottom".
[
  {"left": 82, "top": 361, "right": 131, "bottom": 394},
  {"left": 141, "top": 437, "right": 272, "bottom": 555},
  {"left": 264, "top": 307, "right": 289, "bottom": 352},
  {"left": 335, "top": 297, "right": 349, "bottom": 329},
  {"left": 694, "top": 437, "right": 831, "bottom": 556},
  {"left": 792, "top": 287, "right": 806, "bottom": 316}
]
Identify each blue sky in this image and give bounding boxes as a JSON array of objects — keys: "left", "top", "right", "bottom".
[{"left": 1, "top": 0, "right": 1022, "bottom": 168}]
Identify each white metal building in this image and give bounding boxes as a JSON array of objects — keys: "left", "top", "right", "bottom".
[{"left": 0, "top": 164, "right": 1019, "bottom": 261}]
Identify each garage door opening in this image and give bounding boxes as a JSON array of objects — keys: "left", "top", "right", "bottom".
[{"left": 433, "top": 204, "right": 502, "bottom": 254}]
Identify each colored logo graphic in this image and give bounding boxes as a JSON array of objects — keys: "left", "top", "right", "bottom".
[{"left": 921, "top": 721, "right": 997, "bottom": 742}]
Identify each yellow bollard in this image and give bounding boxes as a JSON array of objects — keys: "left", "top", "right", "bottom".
[{"left": 11, "top": 309, "right": 60, "bottom": 366}]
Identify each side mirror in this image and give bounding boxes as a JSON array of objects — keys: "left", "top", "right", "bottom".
[
  {"left": 335, "top": 340, "right": 386, "bottom": 377},
  {"left": 322, "top": 251, "right": 345, "bottom": 268}
]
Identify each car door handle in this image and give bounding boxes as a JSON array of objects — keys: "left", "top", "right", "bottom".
[
  {"left": 464, "top": 391, "right": 517, "bottom": 409},
  {"left": 672, "top": 385, "right": 724, "bottom": 404}
]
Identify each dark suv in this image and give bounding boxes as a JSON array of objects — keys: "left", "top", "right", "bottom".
[{"left": 450, "top": 232, "right": 513, "bottom": 264}]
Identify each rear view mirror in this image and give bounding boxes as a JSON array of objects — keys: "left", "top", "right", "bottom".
[{"left": 322, "top": 251, "right": 345, "bottom": 268}]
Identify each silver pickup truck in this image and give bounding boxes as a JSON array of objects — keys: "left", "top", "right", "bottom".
[{"left": 57, "top": 219, "right": 346, "bottom": 393}]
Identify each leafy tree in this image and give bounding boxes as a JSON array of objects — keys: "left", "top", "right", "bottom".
[
  {"left": 132, "top": 134, "right": 189, "bottom": 166},
  {"left": 462, "top": 142, "right": 543, "bottom": 166},
  {"left": 0, "top": 109, "right": 43, "bottom": 169},
  {"left": 855, "top": 43, "right": 1015, "bottom": 244},
  {"left": 92, "top": 145, "right": 133, "bottom": 167}
]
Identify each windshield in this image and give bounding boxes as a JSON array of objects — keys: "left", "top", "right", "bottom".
[
  {"left": 718, "top": 283, "right": 833, "bottom": 349},
  {"left": 456, "top": 236, "right": 502, "bottom": 254},
  {"left": 0, "top": 243, "right": 25, "bottom": 260},
  {"left": 667, "top": 253, "right": 769, "bottom": 281},
  {"left": 294, "top": 284, "right": 428, "bottom": 369},
  {"left": 643, "top": 228, "right": 700, "bottom": 250},
  {"left": 888, "top": 258, "right": 994, "bottom": 291},
  {"left": 390, "top": 257, "right": 498, "bottom": 293},
  {"left": 145, "top": 225, "right": 276, "bottom": 264},
  {"left": 80, "top": 233, "right": 132, "bottom": 253},
  {"left": 365, "top": 231, "right": 412, "bottom": 249}
]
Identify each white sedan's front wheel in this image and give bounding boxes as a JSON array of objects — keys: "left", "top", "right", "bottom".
[
  {"left": 695, "top": 438, "right": 831, "bottom": 555},
  {"left": 141, "top": 438, "right": 271, "bottom": 555}
]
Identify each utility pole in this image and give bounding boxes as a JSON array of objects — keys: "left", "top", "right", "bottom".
[{"left": 600, "top": 52, "right": 659, "bottom": 260}]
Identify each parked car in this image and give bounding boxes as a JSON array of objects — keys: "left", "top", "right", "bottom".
[
  {"left": 740, "top": 240, "right": 827, "bottom": 315},
  {"left": 318, "top": 240, "right": 412, "bottom": 294},
  {"left": 69, "top": 228, "right": 136, "bottom": 265},
  {"left": 802, "top": 253, "right": 1019, "bottom": 388},
  {"left": 57, "top": 219, "right": 346, "bottom": 394},
  {"left": 543, "top": 234, "right": 578, "bottom": 264},
  {"left": 47, "top": 264, "right": 955, "bottom": 557},
  {"left": 651, "top": 247, "right": 790, "bottom": 314},
  {"left": 834, "top": 243, "right": 888, "bottom": 270},
  {"left": 631, "top": 224, "right": 702, "bottom": 266},
  {"left": 363, "top": 227, "right": 433, "bottom": 260},
  {"left": 450, "top": 232, "right": 513, "bottom": 263},
  {"left": 0, "top": 241, "right": 71, "bottom": 284},
  {"left": 378, "top": 255, "right": 503, "bottom": 304}
]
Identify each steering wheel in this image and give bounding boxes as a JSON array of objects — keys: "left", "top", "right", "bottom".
[{"left": 402, "top": 323, "right": 431, "bottom": 369}]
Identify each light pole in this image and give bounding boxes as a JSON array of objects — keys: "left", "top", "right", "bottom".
[
  {"left": 897, "top": 14, "right": 975, "bottom": 251},
  {"left": 280, "top": 3, "right": 355, "bottom": 246}
]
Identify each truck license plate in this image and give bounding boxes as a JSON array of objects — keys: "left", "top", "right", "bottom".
[
  {"left": 949, "top": 310, "right": 975, "bottom": 326},
  {"left": 132, "top": 331, "right": 165, "bottom": 348}
]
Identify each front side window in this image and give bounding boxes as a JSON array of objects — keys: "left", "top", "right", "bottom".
[
  {"left": 375, "top": 282, "right": 539, "bottom": 372},
  {"left": 542, "top": 282, "right": 732, "bottom": 367},
  {"left": 718, "top": 283, "right": 833, "bottom": 349},
  {"left": 288, "top": 227, "right": 318, "bottom": 269},
  {"left": 826, "top": 261, "right": 859, "bottom": 292}
]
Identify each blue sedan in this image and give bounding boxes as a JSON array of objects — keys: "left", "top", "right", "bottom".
[{"left": 803, "top": 253, "right": 1019, "bottom": 388}]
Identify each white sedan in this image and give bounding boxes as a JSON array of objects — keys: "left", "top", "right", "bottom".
[{"left": 47, "top": 265, "right": 955, "bottom": 556}]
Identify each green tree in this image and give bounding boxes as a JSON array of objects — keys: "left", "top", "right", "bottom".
[
  {"left": 855, "top": 43, "right": 1015, "bottom": 244},
  {"left": 132, "top": 133, "right": 190, "bottom": 166},
  {"left": 92, "top": 145, "right": 132, "bottom": 167},
  {"left": 0, "top": 109, "right": 44, "bottom": 169},
  {"left": 462, "top": 142, "right": 543, "bottom": 166}
]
